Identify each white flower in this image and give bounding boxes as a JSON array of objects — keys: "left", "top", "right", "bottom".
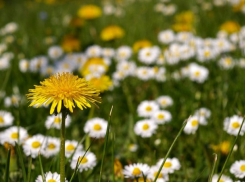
[
  {"left": 176, "top": 32, "right": 193, "bottom": 43},
  {"left": 218, "top": 56, "right": 235, "bottom": 69},
  {"left": 156, "top": 158, "right": 181, "bottom": 174},
  {"left": 35, "top": 171, "right": 68, "bottom": 182},
  {"left": 102, "top": 48, "right": 115, "bottom": 58},
  {"left": 29, "top": 56, "right": 48, "bottom": 73},
  {"left": 4, "top": 95, "right": 21, "bottom": 107},
  {"left": 0, "top": 57, "right": 11, "bottom": 70},
  {"left": 116, "top": 60, "right": 136, "bottom": 77},
  {"left": 134, "top": 119, "right": 158, "bottom": 138},
  {"left": 197, "top": 47, "right": 218, "bottom": 62},
  {"left": 70, "top": 151, "right": 97, "bottom": 172},
  {"left": 55, "top": 59, "right": 77, "bottom": 73},
  {"left": 4, "top": 22, "right": 18, "bottom": 34},
  {"left": 230, "top": 160, "right": 245, "bottom": 179},
  {"left": 0, "top": 126, "right": 28, "bottom": 145},
  {"left": 156, "top": 96, "right": 173, "bottom": 108},
  {"left": 158, "top": 30, "right": 175, "bottom": 44},
  {"left": 147, "top": 165, "right": 169, "bottom": 181},
  {"left": 184, "top": 116, "right": 199, "bottom": 134},
  {"left": 224, "top": 115, "right": 245, "bottom": 136},
  {"left": 128, "top": 143, "right": 138, "bottom": 152},
  {"left": 19, "top": 59, "right": 29, "bottom": 72},
  {"left": 85, "top": 45, "right": 102, "bottom": 57},
  {"left": 116, "top": 46, "right": 132, "bottom": 61},
  {"left": 138, "top": 46, "right": 160, "bottom": 65},
  {"left": 0, "top": 110, "right": 14, "bottom": 127},
  {"left": 194, "top": 108, "right": 211, "bottom": 125},
  {"left": 123, "top": 163, "right": 150, "bottom": 178},
  {"left": 48, "top": 46, "right": 63, "bottom": 60},
  {"left": 151, "top": 110, "right": 172, "bottom": 124},
  {"left": 65, "top": 140, "right": 83, "bottom": 158},
  {"left": 136, "top": 66, "right": 155, "bottom": 81},
  {"left": 137, "top": 100, "right": 159, "bottom": 117},
  {"left": 84, "top": 117, "right": 108, "bottom": 138},
  {"left": 212, "top": 174, "right": 232, "bottom": 182},
  {"left": 45, "top": 114, "right": 71, "bottom": 129},
  {"left": 23, "top": 134, "right": 46, "bottom": 158},
  {"left": 188, "top": 63, "right": 209, "bottom": 83},
  {"left": 41, "top": 137, "right": 60, "bottom": 158}
]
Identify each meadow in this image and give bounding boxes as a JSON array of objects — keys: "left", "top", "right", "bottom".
[{"left": 0, "top": 0, "right": 245, "bottom": 181}]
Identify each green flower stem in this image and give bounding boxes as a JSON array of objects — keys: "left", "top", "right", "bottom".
[
  {"left": 153, "top": 119, "right": 188, "bottom": 182},
  {"left": 60, "top": 110, "right": 67, "bottom": 182},
  {"left": 208, "top": 153, "right": 217, "bottom": 182},
  {"left": 217, "top": 118, "right": 245, "bottom": 181}
]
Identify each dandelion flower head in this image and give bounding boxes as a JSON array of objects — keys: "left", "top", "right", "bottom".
[{"left": 27, "top": 72, "right": 101, "bottom": 114}]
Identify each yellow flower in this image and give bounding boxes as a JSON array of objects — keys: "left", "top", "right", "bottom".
[
  {"left": 27, "top": 72, "right": 101, "bottom": 114},
  {"left": 61, "top": 35, "right": 80, "bottom": 52},
  {"left": 80, "top": 57, "right": 108, "bottom": 77},
  {"left": 114, "top": 159, "right": 124, "bottom": 179},
  {"left": 89, "top": 75, "right": 112, "bottom": 92},
  {"left": 210, "top": 141, "right": 231, "bottom": 155},
  {"left": 133, "top": 40, "right": 152, "bottom": 53},
  {"left": 174, "top": 11, "right": 195, "bottom": 24},
  {"left": 100, "top": 25, "right": 125, "bottom": 41},
  {"left": 172, "top": 23, "right": 193, "bottom": 32},
  {"left": 233, "top": 0, "right": 245, "bottom": 12},
  {"left": 220, "top": 21, "right": 241, "bottom": 34},
  {"left": 77, "top": 4, "right": 102, "bottom": 20},
  {"left": 133, "top": 177, "right": 151, "bottom": 182},
  {"left": 69, "top": 17, "right": 85, "bottom": 28}
]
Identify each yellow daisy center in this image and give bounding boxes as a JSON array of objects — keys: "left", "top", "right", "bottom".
[
  {"left": 161, "top": 100, "right": 166, "bottom": 105},
  {"left": 32, "top": 141, "right": 41, "bottom": 149},
  {"left": 66, "top": 144, "right": 75, "bottom": 151},
  {"left": 219, "top": 180, "right": 224, "bottom": 182},
  {"left": 225, "top": 58, "right": 231, "bottom": 65},
  {"left": 157, "top": 114, "right": 165, "bottom": 119},
  {"left": 232, "top": 122, "right": 240, "bottom": 128},
  {"left": 0, "top": 116, "right": 4, "bottom": 123},
  {"left": 154, "top": 172, "right": 163, "bottom": 178},
  {"left": 164, "top": 162, "right": 172, "bottom": 168},
  {"left": 54, "top": 117, "right": 61, "bottom": 123},
  {"left": 145, "top": 106, "right": 152, "bottom": 111},
  {"left": 204, "top": 51, "right": 210, "bottom": 57},
  {"left": 48, "top": 143, "right": 56, "bottom": 149},
  {"left": 79, "top": 156, "right": 88, "bottom": 164},
  {"left": 191, "top": 120, "right": 198, "bottom": 126},
  {"left": 11, "top": 132, "right": 18, "bottom": 139},
  {"left": 146, "top": 52, "right": 151, "bottom": 56},
  {"left": 132, "top": 167, "right": 141, "bottom": 176},
  {"left": 240, "top": 165, "right": 245, "bottom": 171},
  {"left": 142, "top": 124, "right": 149, "bottom": 130},
  {"left": 93, "top": 124, "right": 102, "bottom": 131},
  {"left": 194, "top": 71, "right": 200, "bottom": 76},
  {"left": 47, "top": 179, "right": 57, "bottom": 182}
]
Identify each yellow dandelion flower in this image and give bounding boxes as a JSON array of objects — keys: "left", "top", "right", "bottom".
[
  {"left": 77, "top": 4, "right": 102, "bottom": 20},
  {"left": 61, "top": 35, "right": 81, "bottom": 53},
  {"left": 174, "top": 11, "right": 195, "bottom": 24},
  {"left": 100, "top": 25, "right": 125, "bottom": 41},
  {"left": 89, "top": 75, "right": 112, "bottom": 92},
  {"left": 220, "top": 21, "right": 241, "bottom": 34},
  {"left": 232, "top": 0, "right": 245, "bottom": 12},
  {"left": 27, "top": 72, "right": 101, "bottom": 114},
  {"left": 133, "top": 39, "right": 152, "bottom": 53}
]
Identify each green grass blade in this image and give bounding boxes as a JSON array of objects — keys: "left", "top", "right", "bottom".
[
  {"left": 27, "top": 156, "right": 32, "bottom": 182},
  {"left": 99, "top": 105, "right": 113, "bottom": 182},
  {"left": 153, "top": 118, "right": 188, "bottom": 182},
  {"left": 38, "top": 153, "right": 45, "bottom": 182},
  {"left": 15, "top": 143, "right": 27, "bottom": 182},
  {"left": 208, "top": 153, "right": 217, "bottom": 182},
  {"left": 217, "top": 118, "right": 245, "bottom": 181},
  {"left": 111, "top": 133, "right": 115, "bottom": 182},
  {"left": 4, "top": 148, "right": 11, "bottom": 182}
]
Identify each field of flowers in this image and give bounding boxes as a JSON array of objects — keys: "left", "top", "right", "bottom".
[{"left": 1, "top": 0, "right": 245, "bottom": 181}]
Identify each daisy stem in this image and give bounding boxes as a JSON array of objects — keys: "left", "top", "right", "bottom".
[
  {"left": 4, "top": 148, "right": 11, "bottom": 182},
  {"left": 153, "top": 119, "right": 188, "bottom": 182},
  {"left": 217, "top": 118, "right": 245, "bottom": 182},
  {"left": 208, "top": 153, "right": 217, "bottom": 182},
  {"left": 60, "top": 110, "right": 67, "bottom": 182}
]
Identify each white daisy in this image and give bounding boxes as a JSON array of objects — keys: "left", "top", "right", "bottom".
[
  {"left": 194, "top": 108, "right": 211, "bottom": 125},
  {"left": 4, "top": 94, "right": 21, "bottom": 107},
  {"left": 230, "top": 160, "right": 245, "bottom": 179},
  {"left": 35, "top": 171, "right": 68, "bottom": 182},
  {"left": 212, "top": 174, "right": 233, "bottom": 182},
  {"left": 0, "top": 126, "right": 28, "bottom": 146},
  {"left": 65, "top": 140, "right": 83, "bottom": 158},
  {"left": 102, "top": 48, "right": 115, "bottom": 58},
  {"left": 136, "top": 66, "right": 155, "bottom": 81},
  {"left": 45, "top": 113, "right": 72, "bottom": 129},
  {"left": 218, "top": 56, "right": 235, "bottom": 69},
  {"left": 156, "top": 96, "right": 173, "bottom": 108},
  {"left": 70, "top": 151, "right": 97, "bottom": 172},
  {"left": 29, "top": 56, "right": 48, "bottom": 73},
  {"left": 84, "top": 117, "right": 108, "bottom": 138},
  {"left": 0, "top": 110, "right": 14, "bottom": 127},
  {"left": 184, "top": 116, "right": 199, "bottom": 134},
  {"left": 85, "top": 45, "right": 102, "bottom": 58},
  {"left": 128, "top": 143, "right": 138, "bottom": 152},
  {"left": 116, "top": 60, "right": 136, "bottom": 77},
  {"left": 41, "top": 137, "right": 60, "bottom": 158},
  {"left": 158, "top": 30, "right": 175, "bottom": 44},
  {"left": 134, "top": 119, "right": 158, "bottom": 138},
  {"left": 138, "top": 46, "right": 160, "bottom": 65},
  {"left": 156, "top": 158, "right": 181, "bottom": 174},
  {"left": 224, "top": 115, "right": 245, "bottom": 136},
  {"left": 147, "top": 165, "right": 169, "bottom": 181},
  {"left": 188, "top": 63, "right": 209, "bottom": 83},
  {"left": 123, "top": 163, "right": 150, "bottom": 179},
  {"left": 23, "top": 134, "right": 46, "bottom": 158},
  {"left": 48, "top": 46, "right": 63, "bottom": 60},
  {"left": 115, "top": 46, "right": 132, "bottom": 61},
  {"left": 19, "top": 59, "right": 29, "bottom": 73},
  {"left": 151, "top": 110, "right": 172, "bottom": 124},
  {"left": 137, "top": 100, "right": 160, "bottom": 117}
]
